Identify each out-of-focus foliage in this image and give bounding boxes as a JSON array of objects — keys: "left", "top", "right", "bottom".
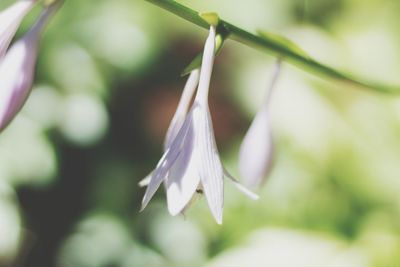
[{"left": 0, "top": 0, "right": 400, "bottom": 266}]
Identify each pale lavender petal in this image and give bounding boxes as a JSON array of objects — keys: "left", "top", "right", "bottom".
[
  {"left": 191, "top": 26, "right": 224, "bottom": 224},
  {"left": 195, "top": 104, "right": 224, "bottom": 224},
  {"left": 140, "top": 109, "right": 194, "bottom": 211},
  {"left": 139, "top": 51, "right": 201, "bottom": 211},
  {"left": 165, "top": 116, "right": 200, "bottom": 216},
  {"left": 238, "top": 106, "right": 274, "bottom": 187},
  {"left": 138, "top": 71, "right": 199, "bottom": 191},
  {"left": 194, "top": 26, "right": 216, "bottom": 106},
  {"left": 223, "top": 168, "right": 259, "bottom": 200},
  {"left": 0, "top": 0, "right": 36, "bottom": 59},
  {"left": 140, "top": 147, "right": 181, "bottom": 212},
  {"left": 164, "top": 69, "right": 200, "bottom": 150}
]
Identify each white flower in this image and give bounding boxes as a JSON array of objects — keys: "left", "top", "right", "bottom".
[
  {"left": 0, "top": 3, "right": 59, "bottom": 132},
  {"left": 140, "top": 26, "right": 257, "bottom": 224},
  {"left": 239, "top": 61, "right": 281, "bottom": 187},
  {"left": 0, "top": 0, "right": 37, "bottom": 59}
]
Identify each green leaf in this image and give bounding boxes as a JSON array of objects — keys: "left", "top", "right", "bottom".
[
  {"left": 181, "top": 54, "right": 202, "bottom": 76},
  {"left": 257, "top": 30, "right": 310, "bottom": 59}
]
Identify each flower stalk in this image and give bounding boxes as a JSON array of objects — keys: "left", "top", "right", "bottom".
[{"left": 145, "top": 0, "right": 399, "bottom": 94}]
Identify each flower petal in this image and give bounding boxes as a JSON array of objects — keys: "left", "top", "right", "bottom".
[
  {"left": 0, "top": 0, "right": 36, "bottom": 59},
  {"left": 195, "top": 104, "right": 224, "bottom": 224},
  {"left": 191, "top": 26, "right": 224, "bottom": 224},
  {"left": 140, "top": 109, "right": 194, "bottom": 211},
  {"left": 139, "top": 70, "right": 199, "bottom": 190},
  {"left": 194, "top": 26, "right": 216, "bottom": 106},
  {"left": 138, "top": 172, "right": 151, "bottom": 187},
  {"left": 165, "top": 116, "right": 200, "bottom": 215},
  {"left": 164, "top": 69, "right": 200, "bottom": 150}
]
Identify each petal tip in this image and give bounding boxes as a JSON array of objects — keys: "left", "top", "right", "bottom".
[
  {"left": 140, "top": 193, "right": 151, "bottom": 212},
  {"left": 167, "top": 201, "right": 183, "bottom": 216},
  {"left": 209, "top": 206, "right": 223, "bottom": 225},
  {"left": 138, "top": 174, "right": 151, "bottom": 187},
  {"left": 139, "top": 204, "right": 146, "bottom": 213}
]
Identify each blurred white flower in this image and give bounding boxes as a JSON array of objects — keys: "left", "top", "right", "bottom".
[
  {"left": 0, "top": 2, "right": 59, "bottom": 132},
  {"left": 0, "top": 0, "right": 37, "bottom": 59},
  {"left": 239, "top": 61, "right": 281, "bottom": 187},
  {"left": 141, "top": 26, "right": 257, "bottom": 224}
]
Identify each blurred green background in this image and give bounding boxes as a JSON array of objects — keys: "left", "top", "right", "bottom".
[{"left": 1, "top": 0, "right": 400, "bottom": 266}]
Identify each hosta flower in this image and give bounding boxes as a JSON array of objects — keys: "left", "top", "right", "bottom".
[
  {"left": 239, "top": 61, "right": 281, "bottom": 187},
  {"left": 0, "top": 3, "right": 59, "bottom": 132},
  {"left": 0, "top": 0, "right": 37, "bottom": 59},
  {"left": 141, "top": 26, "right": 257, "bottom": 224}
]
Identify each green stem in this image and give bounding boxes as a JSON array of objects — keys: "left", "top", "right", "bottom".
[{"left": 146, "top": 0, "right": 399, "bottom": 94}]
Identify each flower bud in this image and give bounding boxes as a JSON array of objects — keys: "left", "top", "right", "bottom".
[
  {"left": 0, "top": 3, "right": 59, "bottom": 132},
  {"left": 239, "top": 61, "right": 281, "bottom": 187}
]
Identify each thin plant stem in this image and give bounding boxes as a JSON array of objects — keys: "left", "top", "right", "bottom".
[{"left": 146, "top": 0, "right": 399, "bottom": 94}]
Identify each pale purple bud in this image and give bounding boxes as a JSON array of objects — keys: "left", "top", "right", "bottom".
[
  {"left": 239, "top": 61, "right": 282, "bottom": 187},
  {"left": 0, "top": 3, "right": 59, "bottom": 132},
  {"left": 0, "top": 0, "right": 37, "bottom": 59}
]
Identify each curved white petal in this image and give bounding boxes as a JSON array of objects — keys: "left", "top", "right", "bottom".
[
  {"left": 165, "top": 116, "right": 200, "bottom": 215},
  {"left": 239, "top": 106, "right": 273, "bottom": 187},
  {"left": 195, "top": 104, "right": 224, "bottom": 224},
  {"left": 194, "top": 26, "right": 216, "bottom": 106},
  {"left": 140, "top": 109, "right": 194, "bottom": 211},
  {"left": 140, "top": 70, "right": 200, "bottom": 188},
  {"left": 191, "top": 26, "right": 224, "bottom": 224},
  {"left": 0, "top": 0, "right": 36, "bottom": 59},
  {"left": 164, "top": 69, "right": 200, "bottom": 150}
]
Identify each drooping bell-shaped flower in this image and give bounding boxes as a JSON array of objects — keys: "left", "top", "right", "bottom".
[
  {"left": 0, "top": 3, "right": 59, "bottom": 132},
  {"left": 239, "top": 61, "right": 281, "bottom": 187},
  {"left": 0, "top": 0, "right": 37, "bottom": 59},
  {"left": 140, "top": 26, "right": 257, "bottom": 224}
]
